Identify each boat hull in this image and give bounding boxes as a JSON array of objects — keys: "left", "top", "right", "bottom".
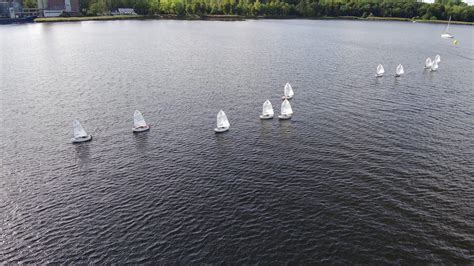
[
  {"left": 282, "top": 96, "right": 293, "bottom": 100},
  {"left": 441, "top": 34, "right": 453, "bottom": 39},
  {"left": 260, "top": 114, "right": 273, "bottom": 119},
  {"left": 278, "top": 114, "right": 292, "bottom": 120},
  {"left": 71, "top": 135, "right": 92, "bottom": 143},
  {"left": 375, "top": 74, "right": 383, "bottom": 77},
  {"left": 214, "top": 126, "right": 229, "bottom": 133},
  {"left": 133, "top": 125, "right": 150, "bottom": 133},
  {"left": 0, "top": 16, "right": 36, "bottom": 25}
]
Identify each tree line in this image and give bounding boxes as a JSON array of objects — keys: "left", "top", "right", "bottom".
[{"left": 77, "top": 0, "right": 474, "bottom": 22}]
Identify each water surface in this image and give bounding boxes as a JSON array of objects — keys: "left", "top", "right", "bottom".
[{"left": 1, "top": 20, "right": 473, "bottom": 264}]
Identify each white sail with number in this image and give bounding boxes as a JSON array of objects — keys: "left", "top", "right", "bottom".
[
  {"left": 376, "top": 64, "right": 384, "bottom": 76},
  {"left": 425, "top": 57, "right": 433, "bottom": 69},
  {"left": 217, "top": 110, "right": 230, "bottom": 128},
  {"left": 134, "top": 110, "right": 147, "bottom": 128},
  {"left": 262, "top": 100, "right": 274, "bottom": 117},
  {"left": 284, "top": 82, "right": 294, "bottom": 99},
  {"left": 281, "top": 99, "right": 293, "bottom": 116},
  {"left": 396, "top": 64, "right": 404, "bottom": 76},
  {"left": 73, "top": 120, "right": 88, "bottom": 139},
  {"left": 431, "top": 59, "right": 439, "bottom": 71}
]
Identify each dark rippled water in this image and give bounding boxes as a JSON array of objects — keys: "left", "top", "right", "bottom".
[{"left": 1, "top": 20, "right": 473, "bottom": 264}]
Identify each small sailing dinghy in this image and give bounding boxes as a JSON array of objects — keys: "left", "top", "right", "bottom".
[
  {"left": 71, "top": 120, "right": 92, "bottom": 143},
  {"left": 376, "top": 64, "right": 385, "bottom": 77},
  {"left": 441, "top": 16, "right": 454, "bottom": 39},
  {"left": 395, "top": 64, "right": 404, "bottom": 77},
  {"left": 278, "top": 99, "right": 293, "bottom": 120},
  {"left": 214, "top": 110, "right": 230, "bottom": 133},
  {"left": 133, "top": 110, "right": 150, "bottom": 132},
  {"left": 260, "top": 100, "right": 274, "bottom": 119},
  {"left": 282, "top": 82, "right": 294, "bottom": 100},
  {"left": 434, "top": 54, "right": 441, "bottom": 64},
  {"left": 430, "top": 59, "right": 439, "bottom": 72},
  {"left": 424, "top": 57, "right": 433, "bottom": 69}
]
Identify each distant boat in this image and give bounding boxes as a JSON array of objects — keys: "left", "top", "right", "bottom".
[
  {"left": 376, "top": 64, "right": 385, "bottom": 77},
  {"left": 430, "top": 59, "right": 439, "bottom": 72},
  {"left": 0, "top": 16, "right": 36, "bottom": 25},
  {"left": 214, "top": 110, "right": 230, "bottom": 133},
  {"left": 282, "top": 82, "right": 294, "bottom": 100},
  {"left": 260, "top": 100, "right": 274, "bottom": 119},
  {"left": 441, "top": 16, "right": 454, "bottom": 39},
  {"left": 278, "top": 99, "right": 293, "bottom": 120},
  {"left": 434, "top": 54, "right": 441, "bottom": 64},
  {"left": 424, "top": 57, "right": 433, "bottom": 69},
  {"left": 395, "top": 64, "right": 404, "bottom": 77},
  {"left": 71, "top": 120, "right": 92, "bottom": 143},
  {"left": 133, "top": 110, "right": 150, "bottom": 132}
]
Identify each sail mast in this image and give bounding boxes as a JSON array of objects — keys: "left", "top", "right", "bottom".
[{"left": 446, "top": 16, "right": 451, "bottom": 32}]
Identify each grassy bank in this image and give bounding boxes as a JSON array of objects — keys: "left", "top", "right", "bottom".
[
  {"left": 35, "top": 15, "right": 145, "bottom": 22},
  {"left": 34, "top": 15, "right": 474, "bottom": 25}
]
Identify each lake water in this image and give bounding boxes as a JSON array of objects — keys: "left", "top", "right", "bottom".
[{"left": 1, "top": 20, "right": 473, "bottom": 264}]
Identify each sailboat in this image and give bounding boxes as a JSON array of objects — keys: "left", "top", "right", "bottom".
[
  {"left": 434, "top": 54, "right": 441, "bottom": 64},
  {"left": 424, "top": 57, "right": 433, "bottom": 69},
  {"left": 430, "top": 59, "right": 439, "bottom": 72},
  {"left": 132, "top": 110, "right": 150, "bottom": 132},
  {"left": 278, "top": 99, "right": 293, "bottom": 120},
  {"left": 71, "top": 120, "right": 92, "bottom": 143},
  {"left": 260, "top": 100, "right": 274, "bottom": 119},
  {"left": 376, "top": 64, "right": 384, "bottom": 77},
  {"left": 282, "top": 82, "right": 294, "bottom": 100},
  {"left": 441, "top": 16, "right": 454, "bottom": 39},
  {"left": 395, "top": 64, "right": 404, "bottom": 77},
  {"left": 214, "top": 110, "right": 230, "bottom": 133}
]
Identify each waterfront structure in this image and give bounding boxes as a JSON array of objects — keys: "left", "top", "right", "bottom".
[{"left": 37, "top": 0, "right": 79, "bottom": 17}]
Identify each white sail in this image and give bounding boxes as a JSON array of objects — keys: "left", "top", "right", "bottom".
[
  {"left": 441, "top": 17, "right": 454, "bottom": 38},
  {"left": 281, "top": 99, "right": 293, "bottom": 116},
  {"left": 446, "top": 16, "right": 451, "bottom": 33},
  {"left": 262, "top": 100, "right": 274, "bottom": 116},
  {"left": 377, "top": 64, "right": 385, "bottom": 75},
  {"left": 284, "top": 82, "right": 294, "bottom": 98},
  {"left": 425, "top": 57, "right": 433, "bottom": 68},
  {"left": 396, "top": 64, "right": 404, "bottom": 75},
  {"left": 216, "top": 110, "right": 230, "bottom": 128},
  {"left": 133, "top": 110, "right": 147, "bottom": 128},
  {"left": 431, "top": 59, "right": 439, "bottom": 71},
  {"left": 73, "top": 120, "right": 88, "bottom": 138},
  {"left": 434, "top": 54, "right": 441, "bottom": 63}
]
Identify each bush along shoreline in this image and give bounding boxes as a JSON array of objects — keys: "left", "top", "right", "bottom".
[
  {"left": 72, "top": 0, "right": 474, "bottom": 22},
  {"left": 35, "top": 14, "right": 474, "bottom": 25}
]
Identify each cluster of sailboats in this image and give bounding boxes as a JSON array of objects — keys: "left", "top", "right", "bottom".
[
  {"left": 214, "top": 82, "right": 294, "bottom": 133},
  {"left": 71, "top": 110, "right": 150, "bottom": 143},
  {"left": 375, "top": 54, "right": 441, "bottom": 78},
  {"left": 424, "top": 54, "right": 441, "bottom": 71},
  {"left": 72, "top": 52, "right": 446, "bottom": 142},
  {"left": 71, "top": 83, "right": 295, "bottom": 142}
]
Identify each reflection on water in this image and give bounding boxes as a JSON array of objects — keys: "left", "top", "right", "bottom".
[
  {"left": 134, "top": 131, "right": 149, "bottom": 152},
  {"left": 74, "top": 143, "right": 91, "bottom": 167},
  {"left": 278, "top": 119, "right": 292, "bottom": 137},
  {"left": 259, "top": 119, "right": 273, "bottom": 140},
  {"left": 215, "top": 132, "right": 230, "bottom": 149}
]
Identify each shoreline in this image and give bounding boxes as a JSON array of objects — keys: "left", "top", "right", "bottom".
[{"left": 34, "top": 15, "right": 474, "bottom": 25}]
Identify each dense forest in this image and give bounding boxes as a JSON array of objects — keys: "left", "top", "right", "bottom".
[{"left": 77, "top": 0, "right": 474, "bottom": 22}]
